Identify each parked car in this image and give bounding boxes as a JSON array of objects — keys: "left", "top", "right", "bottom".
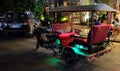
[
  {"left": 1, "top": 11, "right": 40, "bottom": 35},
  {"left": 0, "top": 16, "right": 4, "bottom": 35}
]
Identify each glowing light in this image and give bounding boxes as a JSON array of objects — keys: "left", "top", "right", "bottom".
[
  {"left": 43, "top": 57, "right": 64, "bottom": 68},
  {"left": 75, "top": 44, "right": 88, "bottom": 50},
  {"left": 60, "top": 16, "right": 68, "bottom": 22},
  {"left": 84, "top": 12, "right": 90, "bottom": 22},
  {"left": 63, "top": 1, "right": 68, "bottom": 7},
  {"left": 41, "top": 15, "right": 45, "bottom": 21},
  {"left": 72, "top": 44, "right": 89, "bottom": 56},
  {"left": 56, "top": 39, "right": 61, "bottom": 45}
]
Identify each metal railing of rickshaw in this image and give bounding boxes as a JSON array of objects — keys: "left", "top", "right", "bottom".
[{"left": 49, "top": 4, "right": 118, "bottom": 43}]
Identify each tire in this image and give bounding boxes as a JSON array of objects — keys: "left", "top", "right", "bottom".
[{"left": 63, "top": 49, "right": 77, "bottom": 65}]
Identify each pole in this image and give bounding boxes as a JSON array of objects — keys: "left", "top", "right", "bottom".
[{"left": 55, "top": 0, "right": 58, "bottom": 7}]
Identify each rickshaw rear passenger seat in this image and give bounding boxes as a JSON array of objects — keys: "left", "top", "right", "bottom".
[{"left": 76, "top": 25, "right": 111, "bottom": 45}]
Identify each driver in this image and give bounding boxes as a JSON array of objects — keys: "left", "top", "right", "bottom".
[{"left": 33, "top": 19, "right": 52, "bottom": 51}]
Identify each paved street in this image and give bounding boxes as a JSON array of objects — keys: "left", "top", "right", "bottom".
[
  {"left": 0, "top": 34, "right": 120, "bottom": 71},
  {"left": 0, "top": 0, "right": 120, "bottom": 71}
]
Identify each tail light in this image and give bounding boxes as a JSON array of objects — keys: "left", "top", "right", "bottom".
[
  {"left": 25, "top": 20, "right": 30, "bottom": 25},
  {"left": 2, "top": 21, "right": 8, "bottom": 27}
]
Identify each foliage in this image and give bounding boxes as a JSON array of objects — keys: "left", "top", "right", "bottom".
[
  {"left": 33, "top": 0, "right": 46, "bottom": 17},
  {"left": 0, "top": 0, "right": 46, "bottom": 17}
]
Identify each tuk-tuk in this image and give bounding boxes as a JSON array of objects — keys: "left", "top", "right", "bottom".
[{"left": 34, "top": 4, "right": 116, "bottom": 65}]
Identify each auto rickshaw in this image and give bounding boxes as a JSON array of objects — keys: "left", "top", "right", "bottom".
[{"left": 34, "top": 4, "right": 116, "bottom": 65}]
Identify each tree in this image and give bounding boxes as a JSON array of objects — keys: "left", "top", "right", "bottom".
[
  {"left": 33, "top": 0, "right": 46, "bottom": 17},
  {"left": 0, "top": 0, "right": 46, "bottom": 17}
]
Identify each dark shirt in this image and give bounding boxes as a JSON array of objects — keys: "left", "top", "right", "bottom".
[{"left": 95, "top": 21, "right": 101, "bottom": 25}]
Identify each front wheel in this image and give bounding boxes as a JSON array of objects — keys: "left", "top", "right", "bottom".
[{"left": 63, "top": 49, "right": 77, "bottom": 65}]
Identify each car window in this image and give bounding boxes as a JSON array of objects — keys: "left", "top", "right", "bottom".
[{"left": 5, "top": 12, "right": 28, "bottom": 23}]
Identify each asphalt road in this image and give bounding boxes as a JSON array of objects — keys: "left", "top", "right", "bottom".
[{"left": 0, "top": 34, "right": 120, "bottom": 71}]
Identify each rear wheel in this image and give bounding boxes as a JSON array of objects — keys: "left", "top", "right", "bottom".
[{"left": 63, "top": 49, "right": 77, "bottom": 65}]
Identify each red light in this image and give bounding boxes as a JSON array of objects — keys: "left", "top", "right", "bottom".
[{"left": 26, "top": 20, "right": 30, "bottom": 25}]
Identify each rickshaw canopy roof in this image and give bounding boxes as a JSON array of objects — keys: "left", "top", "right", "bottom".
[{"left": 49, "top": 4, "right": 116, "bottom": 12}]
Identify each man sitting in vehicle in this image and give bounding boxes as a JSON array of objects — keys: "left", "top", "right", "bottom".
[{"left": 95, "top": 19, "right": 101, "bottom": 25}]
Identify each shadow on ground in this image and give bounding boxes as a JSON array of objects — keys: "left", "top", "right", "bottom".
[{"left": 0, "top": 48, "right": 99, "bottom": 71}]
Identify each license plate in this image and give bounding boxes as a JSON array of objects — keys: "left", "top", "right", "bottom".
[
  {"left": 11, "top": 24, "right": 21, "bottom": 28},
  {"left": 87, "top": 49, "right": 112, "bottom": 61}
]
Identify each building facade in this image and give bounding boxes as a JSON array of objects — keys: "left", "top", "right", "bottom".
[
  {"left": 46, "top": 0, "right": 118, "bottom": 9},
  {"left": 46, "top": 0, "right": 119, "bottom": 24},
  {"left": 46, "top": 0, "right": 92, "bottom": 8}
]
